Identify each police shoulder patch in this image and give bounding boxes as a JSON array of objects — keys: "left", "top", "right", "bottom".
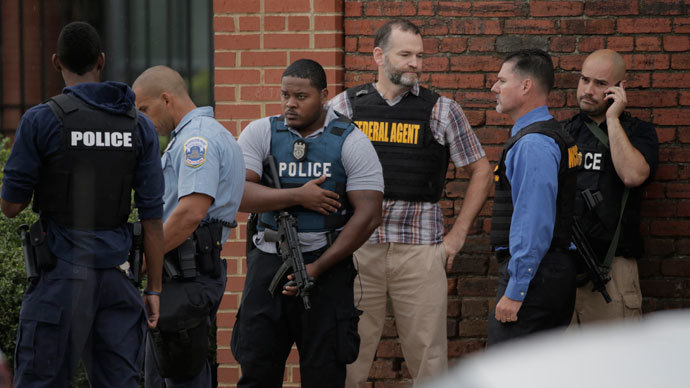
[{"left": 183, "top": 136, "right": 208, "bottom": 168}]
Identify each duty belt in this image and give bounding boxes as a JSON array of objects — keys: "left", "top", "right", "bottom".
[{"left": 163, "top": 220, "right": 236, "bottom": 280}]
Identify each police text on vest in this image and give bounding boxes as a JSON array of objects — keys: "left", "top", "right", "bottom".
[
  {"left": 279, "top": 162, "right": 332, "bottom": 178},
  {"left": 71, "top": 130, "right": 133, "bottom": 148}
]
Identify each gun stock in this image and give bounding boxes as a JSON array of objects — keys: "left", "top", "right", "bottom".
[{"left": 571, "top": 220, "right": 612, "bottom": 303}]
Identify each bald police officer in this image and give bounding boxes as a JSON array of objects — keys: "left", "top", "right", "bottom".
[{"left": 133, "top": 66, "right": 245, "bottom": 388}]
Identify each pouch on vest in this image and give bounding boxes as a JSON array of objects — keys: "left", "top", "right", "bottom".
[{"left": 149, "top": 281, "right": 210, "bottom": 379}]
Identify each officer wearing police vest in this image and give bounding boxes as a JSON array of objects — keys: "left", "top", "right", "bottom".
[
  {"left": 231, "top": 59, "right": 383, "bottom": 387},
  {"left": 564, "top": 49, "right": 658, "bottom": 325},
  {"left": 488, "top": 49, "right": 580, "bottom": 345},
  {"left": 1, "top": 22, "right": 165, "bottom": 387},
  {"left": 330, "top": 19, "right": 491, "bottom": 386},
  {"left": 132, "top": 65, "right": 245, "bottom": 388}
]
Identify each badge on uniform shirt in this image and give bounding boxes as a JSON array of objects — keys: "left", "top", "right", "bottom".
[
  {"left": 184, "top": 136, "right": 208, "bottom": 168},
  {"left": 292, "top": 139, "right": 307, "bottom": 162}
]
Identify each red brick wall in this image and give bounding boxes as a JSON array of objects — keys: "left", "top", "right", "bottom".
[{"left": 215, "top": 1, "right": 690, "bottom": 386}]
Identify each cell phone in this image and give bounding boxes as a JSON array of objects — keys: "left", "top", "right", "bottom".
[{"left": 606, "top": 81, "right": 622, "bottom": 107}]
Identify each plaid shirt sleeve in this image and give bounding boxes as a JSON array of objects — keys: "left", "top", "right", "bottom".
[
  {"left": 432, "top": 96, "right": 486, "bottom": 168},
  {"left": 328, "top": 91, "right": 353, "bottom": 118}
]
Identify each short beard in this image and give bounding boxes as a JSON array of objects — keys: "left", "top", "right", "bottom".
[{"left": 384, "top": 57, "right": 417, "bottom": 87}]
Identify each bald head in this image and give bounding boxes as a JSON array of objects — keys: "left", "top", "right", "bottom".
[
  {"left": 583, "top": 49, "right": 626, "bottom": 83},
  {"left": 133, "top": 66, "right": 196, "bottom": 135},
  {"left": 132, "top": 65, "right": 189, "bottom": 99},
  {"left": 577, "top": 49, "right": 627, "bottom": 122}
]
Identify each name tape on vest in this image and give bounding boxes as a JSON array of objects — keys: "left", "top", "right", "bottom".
[
  {"left": 70, "top": 130, "right": 133, "bottom": 148},
  {"left": 355, "top": 120, "right": 422, "bottom": 146},
  {"left": 279, "top": 162, "right": 332, "bottom": 178}
]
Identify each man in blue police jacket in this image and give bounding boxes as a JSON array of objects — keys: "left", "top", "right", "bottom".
[
  {"left": 1, "top": 21, "right": 165, "bottom": 387},
  {"left": 133, "top": 65, "right": 245, "bottom": 388},
  {"left": 488, "top": 49, "right": 579, "bottom": 345}
]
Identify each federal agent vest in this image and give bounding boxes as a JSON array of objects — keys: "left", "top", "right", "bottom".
[
  {"left": 562, "top": 112, "right": 646, "bottom": 258},
  {"left": 34, "top": 93, "right": 138, "bottom": 230},
  {"left": 258, "top": 114, "right": 355, "bottom": 232},
  {"left": 490, "top": 119, "right": 579, "bottom": 250},
  {"left": 347, "top": 84, "right": 449, "bottom": 203}
]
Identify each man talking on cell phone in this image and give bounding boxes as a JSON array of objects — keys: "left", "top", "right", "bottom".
[{"left": 563, "top": 49, "right": 658, "bottom": 326}]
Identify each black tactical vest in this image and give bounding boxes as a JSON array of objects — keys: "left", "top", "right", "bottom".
[
  {"left": 347, "top": 84, "right": 449, "bottom": 203},
  {"left": 562, "top": 112, "right": 646, "bottom": 258},
  {"left": 490, "top": 119, "right": 579, "bottom": 250},
  {"left": 34, "top": 93, "right": 139, "bottom": 230}
]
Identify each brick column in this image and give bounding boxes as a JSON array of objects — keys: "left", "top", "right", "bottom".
[{"left": 212, "top": 1, "right": 345, "bottom": 386}]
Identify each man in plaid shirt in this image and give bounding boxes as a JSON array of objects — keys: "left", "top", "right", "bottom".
[{"left": 330, "top": 19, "right": 492, "bottom": 386}]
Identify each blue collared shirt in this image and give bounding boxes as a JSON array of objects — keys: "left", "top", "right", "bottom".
[
  {"left": 503, "top": 105, "right": 561, "bottom": 301},
  {"left": 161, "top": 106, "right": 245, "bottom": 243}
]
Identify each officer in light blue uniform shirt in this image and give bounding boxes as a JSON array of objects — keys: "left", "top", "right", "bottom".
[
  {"left": 160, "top": 107, "right": 244, "bottom": 242},
  {"left": 133, "top": 65, "right": 245, "bottom": 388}
]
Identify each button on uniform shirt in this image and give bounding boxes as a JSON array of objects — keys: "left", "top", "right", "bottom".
[
  {"left": 329, "top": 82, "right": 485, "bottom": 245},
  {"left": 501, "top": 105, "right": 561, "bottom": 301},
  {"left": 162, "top": 106, "right": 245, "bottom": 243}
]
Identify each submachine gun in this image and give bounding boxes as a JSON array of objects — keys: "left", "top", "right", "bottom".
[
  {"left": 262, "top": 155, "right": 315, "bottom": 310},
  {"left": 571, "top": 219, "right": 612, "bottom": 303}
]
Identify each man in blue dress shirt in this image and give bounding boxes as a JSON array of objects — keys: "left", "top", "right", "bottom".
[
  {"left": 133, "top": 66, "right": 245, "bottom": 387},
  {"left": 487, "top": 49, "right": 580, "bottom": 345}
]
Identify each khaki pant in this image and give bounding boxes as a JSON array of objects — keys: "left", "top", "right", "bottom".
[
  {"left": 571, "top": 256, "right": 642, "bottom": 326},
  {"left": 346, "top": 242, "right": 448, "bottom": 388}
]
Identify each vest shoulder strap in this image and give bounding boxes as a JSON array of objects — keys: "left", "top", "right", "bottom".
[
  {"left": 504, "top": 119, "right": 566, "bottom": 152},
  {"left": 346, "top": 84, "right": 374, "bottom": 101},
  {"left": 46, "top": 94, "right": 80, "bottom": 124},
  {"left": 270, "top": 116, "right": 289, "bottom": 132},
  {"left": 416, "top": 85, "right": 441, "bottom": 105},
  {"left": 46, "top": 93, "right": 139, "bottom": 126},
  {"left": 329, "top": 111, "right": 355, "bottom": 136}
]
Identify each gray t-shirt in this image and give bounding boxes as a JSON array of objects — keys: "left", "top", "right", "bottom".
[{"left": 238, "top": 106, "right": 384, "bottom": 253}]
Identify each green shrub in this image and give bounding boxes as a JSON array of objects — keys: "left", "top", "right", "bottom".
[
  {"left": 0, "top": 205, "right": 37, "bottom": 367},
  {"left": 0, "top": 137, "right": 37, "bottom": 369},
  {"left": 0, "top": 137, "right": 91, "bottom": 387}
]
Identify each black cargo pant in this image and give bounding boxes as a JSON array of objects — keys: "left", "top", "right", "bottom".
[
  {"left": 231, "top": 247, "right": 361, "bottom": 388},
  {"left": 488, "top": 250, "right": 577, "bottom": 346}
]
